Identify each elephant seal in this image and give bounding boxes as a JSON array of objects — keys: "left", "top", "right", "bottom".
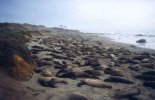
[
  {"left": 142, "top": 71, "right": 155, "bottom": 76},
  {"left": 104, "top": 68, "right": 125, "bottom": 77},
  {"left": 41, "top": 69, "right": 52, "bottom": 77},
  {"left": 68, "top": 92, "right": 90, "bottom": 100},
  {"left": 135, "top": 74, "right": 155, "bottom": 81},
  {"left": 104, "top": 76, "right": 134, "bottom": 84},
  {"left": 114, "top": 87, "right": 140, "bottom": 98},
  {"left": 56, "top": 69, "right": 99, "bottom": 79},
  {"left": 77, "top": 79, "right": 112, "bottom": 88},
  {"left": 38, "top": 77, "right": 56, "bottom": 87},
  {"left": 143, "top": 81, "right": 155, "bottom": 89},
  {"left": 38, "top": 77, "right": 67, "bottom": 87},
  {"left": 51, "top": 77, "right": 68, "bottom": 84},
  {"left": 84, "top": 70, "right": 103, "bottom": 76}
]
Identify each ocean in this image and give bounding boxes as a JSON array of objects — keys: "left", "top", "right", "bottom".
[{"left": 101, "top": 33, "right": 155, "bottom": 50}]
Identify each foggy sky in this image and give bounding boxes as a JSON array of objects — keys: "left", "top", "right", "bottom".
[{"left": 0, "top": 0, "right": 155, "bottom": 33}]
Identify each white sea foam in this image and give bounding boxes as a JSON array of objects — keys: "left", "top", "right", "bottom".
[{"left": 101, "top": 33, "right": 155, "bottom": 50}]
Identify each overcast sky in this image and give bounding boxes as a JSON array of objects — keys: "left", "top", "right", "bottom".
[{"left": 0, "top": 0, "right": 155, "bottom": 33}]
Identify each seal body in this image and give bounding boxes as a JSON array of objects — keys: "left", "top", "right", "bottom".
[
  {"left": 77, "top": 79, "right": 112, "bottom": 88},
  {"left": 68, "top": 92, "right": 90, "bottom": 100},
  {"left": 104, "top": 76, "right": 134, "bottom": 84}
]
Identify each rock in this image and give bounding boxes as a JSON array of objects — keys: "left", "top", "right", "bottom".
[
  {"left": 104, "top": 76, "right": 134, "bottom": 84},
  {"left": 114, "top": 87, "right": 141, "bottom": 98},
  {"left": 136, "top": 39, "right": 146, "bottom": 43},
  {"left": 77, "top": 79, "right": 112, "bottom": 88},
  {"left": 129, "top": 65, "right": 142, "bottom": 71},
  {"left": 68, "top": 92, "right": 90, "bottom": 100},
  {"left": 135, "top": 34, "right": 146, "bottom": 37},
  {"left": 10, "top": 54, "right": 34, "bottom": 80},
  {"left": 41, "top": 69, "right": 52, "bottom": 77},
  {"left": 104, "top": 68, "right": 125, "bottom": 77},
  {"left": 143, "top": 81, "right": 155, "bottom": 89},
  {"left": 135, "top": 74, "right": 155, "bottom": 81}
]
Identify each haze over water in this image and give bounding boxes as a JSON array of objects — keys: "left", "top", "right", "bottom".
[{"left": 0, "top": 0, "right": 155, "bottom": 49}]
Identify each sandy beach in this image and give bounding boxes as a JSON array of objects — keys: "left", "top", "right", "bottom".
[{"left": 21, "top": 27, "right": 155, "bottom": 100}]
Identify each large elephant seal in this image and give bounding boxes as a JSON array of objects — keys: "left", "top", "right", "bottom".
[
  {"left": 38, "top": 77, "right": 67, "bottom": 87},
  {"left": 114, "top": 87, "right": 141, "bottom": 98},
  {"left": 38, "top": 77, "right": 56, "bottom": 87},
  {"left": 56, "top": 69, "right": 99, "bottom": 79},
  {"left": 77, "top": 79, "right": 112, "bottom": 88},
  {"left": 68, "top": 92, "right": 90, "bottom": 100},
  {"left": 83, "top": 70, "right": 103, "bottom": 76},
  {"left": 104, "top": 76, "right": 134, "bottom": 84},
  {"left": 51, "top": 77, "right": 68, "bottom": 84},
  {"left": 104, "top": 68, "right": 125, "bottom": 77}
]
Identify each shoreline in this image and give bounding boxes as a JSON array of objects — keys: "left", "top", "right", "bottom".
[{"left": 83, "top": 33, "right": 155, "bottom": 53}]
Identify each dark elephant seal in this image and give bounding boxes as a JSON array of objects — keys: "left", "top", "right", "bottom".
[
  {"left": 135, "top": 74, "right": 155, "bottom": 81},
  {"left": 38, "top": 77, "right": 67, "bottom": 87},
  {"left": 84, "top": 70, "right": 103, "bottom": 76},
  {"left": 114, "top": 87, "right": 140, "bottom": 98},
  {"left": 143, "top": 81, "right": 155, "bottom": 89},
  {"left": 38, "top": 77, "right": 56, "bottom": 87},
  {"left": 104, "top": 76, "right": 134, "bottom": 84},
  {"left": 56, "top": 69, "right": 99, "bottom": 79}
]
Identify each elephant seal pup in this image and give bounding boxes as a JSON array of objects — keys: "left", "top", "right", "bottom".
[
  {"left": 104, "top": 76, "right": 134, "bottom": 84},
  {"left": 68, "top": 92, "right": 90, "bottom": 100},
  {"left": 77, "top": 79, "right": 112, "bottom": 88},
  {"left": 104, "top": 68, "right": 125, "bottom": 77},
  {"left": 38, "top": 77, "right": 56, "bottom": 87},
  {"left": 41, "top": 69, "right": 52, "bottom": 77}
]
